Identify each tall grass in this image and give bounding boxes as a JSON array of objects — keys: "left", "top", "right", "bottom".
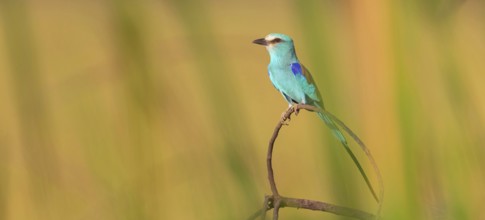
[{"left": 1, "top": 0, "right": 484, "bottom": 219}]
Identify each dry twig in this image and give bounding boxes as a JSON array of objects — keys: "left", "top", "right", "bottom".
[{"left": 247, "top": 104, "right": 381, "bottom": 220}]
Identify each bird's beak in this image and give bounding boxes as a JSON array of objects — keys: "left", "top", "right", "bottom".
[{"left": 252, "top": 38, "right": 268, "bottom": 46}]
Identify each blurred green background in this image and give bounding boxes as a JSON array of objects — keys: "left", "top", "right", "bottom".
[{"left": 1, "top": 0, "right": 485, "bottom": 219}]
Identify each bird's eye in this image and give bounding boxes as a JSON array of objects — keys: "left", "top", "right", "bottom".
[{"left": 271, "top": 38, "right": 282, "bottom": 43}]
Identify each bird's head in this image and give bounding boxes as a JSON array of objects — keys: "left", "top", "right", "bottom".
[{"left": 253, "top": 33, "right": 295, "bottom": 58}]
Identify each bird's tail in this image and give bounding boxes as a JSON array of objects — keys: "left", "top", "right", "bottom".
[{"left": 317, "top": 111, "right": 379, "bottom": 203}]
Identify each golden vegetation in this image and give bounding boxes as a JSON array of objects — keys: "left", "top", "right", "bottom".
[{"left": 1, "top": 0, "right": 484, "bottom": 219}]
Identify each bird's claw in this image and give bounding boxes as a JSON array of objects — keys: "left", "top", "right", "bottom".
[
  {"left": 280, "top": 104, "right": 301, "bottom": 125},
  {"left": 280, "top": 111, "right": 291, "bottom": 125},
  {"left": 293, "top": 104, "right": 300, "bottom": 115}
]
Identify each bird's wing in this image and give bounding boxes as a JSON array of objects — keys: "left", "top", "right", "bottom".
[{"left": 290, "top": 62, "right": 323, "bottom": 107}]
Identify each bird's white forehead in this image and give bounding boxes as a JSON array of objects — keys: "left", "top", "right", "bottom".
[{"left": 264, "top": 35, "right": 277, "bottom": 41}]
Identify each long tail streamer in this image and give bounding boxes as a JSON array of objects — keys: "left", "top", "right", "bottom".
[{"left": 316, "top": 109, "right": 383, "bottom": 218}]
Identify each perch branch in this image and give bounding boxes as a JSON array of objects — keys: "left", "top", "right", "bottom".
[
  {"left": 248, "top": 105, "right": 380, "bottom": 220},
  {"left": 246, "top": 195, "right": 375, "bottom": 220}
]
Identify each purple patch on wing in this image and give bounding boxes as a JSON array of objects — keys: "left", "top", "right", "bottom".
[{"left": 290, "top": 63, "right": 302, "bottom": 76}]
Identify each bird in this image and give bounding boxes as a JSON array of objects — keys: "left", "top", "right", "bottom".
[{"left": 253, "top": 33, "right": 379, "bottom": 203}]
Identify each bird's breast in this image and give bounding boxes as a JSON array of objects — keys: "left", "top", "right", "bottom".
[{"left": 268, "top": 64, "right": 306, "bottom": 103}]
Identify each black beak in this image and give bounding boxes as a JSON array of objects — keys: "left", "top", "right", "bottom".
[{"left": 252, "top": 38, "right": 268, "bottom": 46}]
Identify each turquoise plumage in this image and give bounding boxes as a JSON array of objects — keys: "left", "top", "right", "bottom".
[{"left": 253, "top": 33, "right": 378, "bottom": 202}]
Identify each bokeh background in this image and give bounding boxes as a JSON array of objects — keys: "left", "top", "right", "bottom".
[{"left": 1, "top": 0, "right": 485, "bottom": 219}]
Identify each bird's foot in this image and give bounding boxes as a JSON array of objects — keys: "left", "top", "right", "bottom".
[
  {"left": 280, "top": 111, "right": 291, "bottom": 125},
  {"left": 280, "top": 104, "right": 302, "bottom": 125},
  {"left": 292, "top": 104, "right": 301, "bottom": 115},
  {"left": 280, "top": 105, "right": 295, "bottom": 125}
]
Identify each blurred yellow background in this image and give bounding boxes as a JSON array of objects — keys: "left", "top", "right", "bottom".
[{"left": 1, "top": 0, "right": 485, "bottom": 219}]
